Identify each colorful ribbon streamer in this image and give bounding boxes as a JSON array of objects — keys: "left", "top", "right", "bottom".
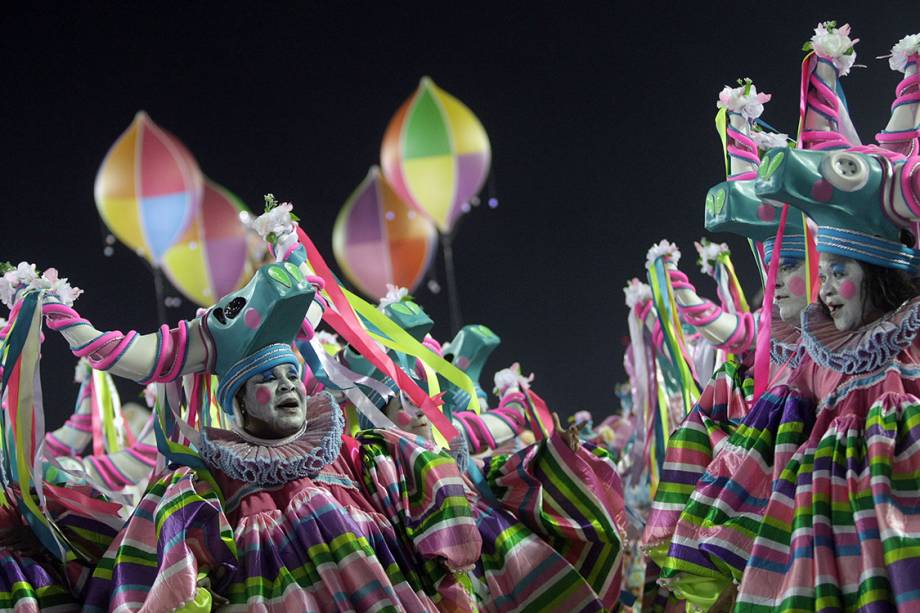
[{"left": 296, "top": 226, "right": 459, "bottom": 442}]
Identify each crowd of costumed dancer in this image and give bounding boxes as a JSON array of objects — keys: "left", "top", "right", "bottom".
[
  {"left": 0, "top": 197, "right": 627, "bottom": 611},
  {"left": 615, "top": 21, "right": 920, "bottom": 613},
  {"left": 1, "top": 18, "right": 919, "bottom": 613}
]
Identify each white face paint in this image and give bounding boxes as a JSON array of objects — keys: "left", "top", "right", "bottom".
[
  {"left": 237, "top": 364, "right": 307, "bottom": 438},
  {"left": 774, "top": 257, "right": 808, "bottom": 323},
  {"left": 818, "top": 253, "right": 868, "bottom": 332},
  {"left": 385, "top": 395, "right": 432, "bottom": 441}
]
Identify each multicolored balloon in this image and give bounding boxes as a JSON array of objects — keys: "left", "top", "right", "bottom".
[
  {"left": 94, "top": 111, "right": 203, "bottom": 264},
  {"left": 333, "top": 166, "right": 438, "bottom": 299},
  {"left": 381, "top": 77, "right": 491, "bottom": 233},
  {"left": 161, "top": 179, "right": 253, "bottom": 306}
]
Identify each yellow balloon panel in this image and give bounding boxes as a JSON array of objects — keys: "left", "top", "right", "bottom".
[
  {"left": 95, "top": 124, "right": 138, "bottom": 201},
  {"left": 97, "top": 196, "right": 146, "bottom": 255},
  {"left": 403, "top": 155, "right": 456, "bottom": 231},
  {"left": 162, "top": 242, "right": 211, "bottom": 305},
  {"left": 436, "top": 87, "right": 491, "bottom": 157}
]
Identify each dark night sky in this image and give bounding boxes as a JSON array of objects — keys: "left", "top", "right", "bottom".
[{"left": 2, "top": 2, "right": 917, "bottom": 427}]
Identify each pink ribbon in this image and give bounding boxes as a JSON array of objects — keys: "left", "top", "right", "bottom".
[{"left": 753, "top": 205, "right": 788, "bottom": 401}]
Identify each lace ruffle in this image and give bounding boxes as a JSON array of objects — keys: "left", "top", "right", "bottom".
[
  {"left": 770, "top": 339, "right": 804, "bottom": 369},
  {"left": 769, "top": 306, "right": 803, "bottom": 368},
  {"left": 800, "top": 297, "right": 920, "bottom": 374},
  {"left": 198, "top": 391, "right": 344, "bottom": 486}
]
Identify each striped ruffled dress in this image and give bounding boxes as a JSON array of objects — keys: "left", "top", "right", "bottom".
[
  {"left": 83, "top": 421, "right": 482, "bottom": 612},
  {"left": 0, "top": 499, "right": 79, "bottom": 613},
  {"left": 483, "top": 431, "right": 627, "bottom": 610},
  {"left": 736, "top": 299, "right": 920, "bottom": 611},
  {"left": 659, "top": 384, "right": 814, "bottom": 606}
]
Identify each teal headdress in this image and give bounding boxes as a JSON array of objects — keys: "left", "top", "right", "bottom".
[
  {"left": 442, "top": 324, "right": 501, "bottom": 407},
  {"left": 206, "top": 261, "right": 315, "bottom": 412},
  {"left": 706, "top": 78, "right": 807, "bottom": 265},
  {"left": 705, "top": 179, "right": 808, "bottom": 265},
  {"left": 750, "top": 26, "right": 920, "bottom": 271},
  {"left": 755, "top": 147, "right": 918, "bottom": 271}
]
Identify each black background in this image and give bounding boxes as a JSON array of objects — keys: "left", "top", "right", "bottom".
[{"left": 2, "top": 2, "right": 917, "bottom": 427}]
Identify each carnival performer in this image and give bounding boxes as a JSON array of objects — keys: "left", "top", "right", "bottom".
[
  {"left": 659, "top": 24, "right": 920, "bottom": 611},
  {"left": 32, "top": 199, "right": 485, "bottom": 612},
  {"left": 340, "top": 294, "right": 626, "bottom": 610},
  {"left": 733, "top": 29, "right": 920, "bottom": 610},
  {"left": 641, "top": 70, "right": 815, "bottom": 609},
  {"left": 0, "top": 266, "right": 127, "bottom": 612}
]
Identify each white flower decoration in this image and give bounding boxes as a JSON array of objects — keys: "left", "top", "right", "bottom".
[
  {"left": 73, "top": 358, "right": 92, "bottom": 383},
  {"left": 253, "top": 201, "right": 295, "bottom": 240},
  {"left": 889, "top": 33, "right": 920, "bottom": 73},
  {"left": 378, "top": 284, "right": 409, "bottom": 310},
  {"left": 0, "top": 275, "right": 16, "bottom": 309},
  {"left": 751, "top": 130, "right": 790, "bottom": 151},
  {"left": 29, "top": 268, "right": 83, "bottom": 306},
  {"left": 623, "top": 278, "right": 652, "bottom": 308},
  {"left": 716, "top": 82, "right": 771, "bottom": 120},
  {"left": 0, "top": 262, "right": 41, "bottom": 308},
  {"left": 695, "top": 240, "right": 730, "bottom": 276},
  {"left": 811, "top": 22, "right": 858, "bottom": 76},
  {"left": 13, "top": 262, "right": 38, "bottom": 285},
  {"left": 493, "top": 362, "right": 534, "bottom": 395},
  {"left": 646, "top": 239, "right": 681, "bottom": 269}
]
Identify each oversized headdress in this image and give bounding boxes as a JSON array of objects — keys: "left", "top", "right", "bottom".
[
  {"left": 441, "top": 324, "right": 501, "bottom": 410},
  {"left": 704, "top": 79, "right": 808, "bottom": 265},
  {"left": 755, "top": 27, "right": 920, "bottom": 271},
  {"left": 207, "top": 261, "right": 315, "bottom": 412}
]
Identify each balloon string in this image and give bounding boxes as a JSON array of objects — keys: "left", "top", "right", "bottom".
[{"left": 441, "top": 230, "right": 463, "bottom": 336}]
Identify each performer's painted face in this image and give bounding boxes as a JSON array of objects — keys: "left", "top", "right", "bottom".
[
  {"left": 774, "top": 257, "right": 808, "bottom": 323},
  {"left": 238, "top": 364, "right": 306, "bottom": 438},
  {"left": 386, "top": 396, "right": 432, "bottom": 441},
  {"left": 818, "top": 253, "right": 868, "bottom": 332}
]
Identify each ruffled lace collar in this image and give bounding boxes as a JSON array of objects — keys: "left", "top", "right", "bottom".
[
  {"left": 198, "top": 391, "right": 344, "bottom": 486},
  {"left": 770, "top": 308, "right": 803, "bottom": 368},
  {"left": 800, "top": 296, "right": 920, "bottom": 375}
]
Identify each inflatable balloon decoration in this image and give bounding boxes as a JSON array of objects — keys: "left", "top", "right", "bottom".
[
  {"left": 162, "top": 178, "right": 254, "bottom": 306},
  {"left": 95, "top": 112, "right": 254, "bottom": 317},
  {"left": 381, "top": 77, "right": 492, "bottom": 234},
  {"left": 332, "top": 166, "right": 438, "bottom": 300},
  {"left": 381, "top": 77, "right": 492, "bottom": 332},
  {"left": 94, "top": 111, "right": 203, "bottom": 265}
]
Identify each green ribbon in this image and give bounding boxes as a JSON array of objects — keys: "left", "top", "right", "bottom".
[{"left": 344, "top": 289, "right": 481, "bottom": 414}]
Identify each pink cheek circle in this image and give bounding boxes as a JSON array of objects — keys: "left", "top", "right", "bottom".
[
  {"left": 395, "top": 410, "right": 412, "bottom": 428},
  {"left": 787, "top": 276, "right": 807, "bottom": 297},
  {"left": 811, "top": 179, "right": 833, "bottom": 202},
  {"left": 839, "top": 280, "right": 858, "bottom": 300},
  {"left": 255, "top": 387, "right": 273, "bottom": 405},
  {"left": 244, "top": 308, "right": 262, "bottom": 329},
  {"left": 757, "top": 204, "right": 776, "bottom": 222}
]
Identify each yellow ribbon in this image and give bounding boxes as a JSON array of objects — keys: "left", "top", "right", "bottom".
[
  {"left": 344, "top": 289, "right": 481, "bottom": 414},
  {"left": 715, "top": 107, "right": 729, "bottom": 177}
]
